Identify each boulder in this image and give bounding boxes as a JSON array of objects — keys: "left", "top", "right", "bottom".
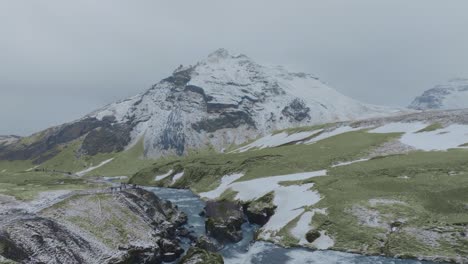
[
  {"left": 157, "top": 239, "right": 184, "bottom": 262},
  {"left": 195, "top": 235, "right": 223, "bottom": 252},
  {"left": 205, "top": 200, "right": 245, "bottom": 243},
  {"left": 244, "top": 192, "right": 277, "bottom": 226},
  {"left": 306, "top": 230, "right": 321, "bottom": 243},
  {"left": 178, "top": 247, "right": 224, "bottom": 264}
]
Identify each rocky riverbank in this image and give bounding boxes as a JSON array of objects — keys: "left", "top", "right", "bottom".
[{"left": 0, "top": 188, "right": 207, "bottom": 264}]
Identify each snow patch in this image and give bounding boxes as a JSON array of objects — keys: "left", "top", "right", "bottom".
[
  {"left": 25, "top": 165, "right": 40, "bottom": 172},
  {"left": 306, "top": 126, "right": 361, "bottom": 144},
  {"left": 291, "top": 211, "right": 314, "bottom": 244},
  {"left": 236, "top": 130, "right": 322, "bottom": 152},
  {"left": 331, "top": 158, "right": 370, "bottom": 168},
  {"left": 76, "top": 158, "right": 114, "bottom": 177},
  {"left": 154, "top": 170, "right": 173, "bottom": 181},
  {"left": 171, "top": 171, "right": 185, "bottom": 185},
  {"left": 370, "top": 122, "right": 468, "bottom": 151},
  {"left": 199, "top": 173, "right": 244, "bottom": 199},
  {"left": 312, "top": 231, "right": 335, "bottom": 250}
]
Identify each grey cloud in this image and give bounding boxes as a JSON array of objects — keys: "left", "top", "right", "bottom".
[{"left": 1, "top": 0, "right": 468, "bottom": 135}]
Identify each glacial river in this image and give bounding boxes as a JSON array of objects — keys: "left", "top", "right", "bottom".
[{"left": 148, "top": 187, "right": 434, "bottom": 264}]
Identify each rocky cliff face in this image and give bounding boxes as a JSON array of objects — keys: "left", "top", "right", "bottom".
[
  {"left": 0, "top": 189, "right": 190, "bottom": 264},
  {"left": 0, "top": 49, "right": 394, "bottom": 162},
  {"left": 409, "top": 78, "right": 468, "bottom": 110}
]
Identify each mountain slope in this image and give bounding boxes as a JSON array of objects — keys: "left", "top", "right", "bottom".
[
  {"left": 409, "top": 78, "right": 468, "bottom": 110},
  {"left": 0, "top": 49, "right": 395, "bottom": 165},
  {"left": 86, "top": 49, "right": 394, "bottom": 158}
]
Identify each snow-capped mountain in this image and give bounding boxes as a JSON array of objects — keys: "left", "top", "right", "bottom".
[
  {"left": 0, "top": 49, "right": 396, "bottom": 161},
  {"left": 409, "top": 78, "right": 468, "bottom": 110},
  {"left": 87, "top": 49, "right": 393, "bottom": 157}
]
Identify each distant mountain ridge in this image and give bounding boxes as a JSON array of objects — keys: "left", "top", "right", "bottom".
[
  {"left": 0, "top": 49, "right": 395, "bottom": 163},
  {"left": 409, "top": 78, "right": 468, "bottom": 110}
]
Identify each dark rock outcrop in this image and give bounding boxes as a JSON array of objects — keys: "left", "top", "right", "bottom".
[
  {"left": 178, "top": 247, "right": 224, "bottom": 264},
  {"left": 195, "top": 235, "right": 223, "bottom": 252},
  {"left": 81, "top": 124, "right": 132, "bottom": 156},
  {"left": 192, "top": 111, "right": 256, "bottom": 133},
  {"left": 205, "top": 200, "right": 245, "bottom": 243},
  {"left": 244, "top": 192, "right": 277, "bottom": 226},
  {"left": 158, "top": 239, "right": 184, "bottom": 262},
  {"left": 0, "top": 189, "right": 188, "bottom": 264},
  {"left": 0, "top": 117, "right": 132, "bottom": 163},
  {"left": 116, "top": 245, "right": 162, "bottom": 264},
  {"left": 282, "top": 98, "right": 311, "bottom": 122},
  {"left": 306, "top": 230, "right": 321, "bottom": 243},
  {"left": 0, "top": 216, "right": 105, "bottom": 264}
]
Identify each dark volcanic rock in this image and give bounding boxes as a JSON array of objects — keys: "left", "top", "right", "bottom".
[
  {"left": 244, "top": 192, "right": 277, "bottom": 226},
  {"left": 157, "top": 239, "right": 184, "bottom": 262},
  {"left": 282, "top": 98, "right": 311, "bottom": 122},
  {"left": 0, "top": 117, "right": 132, "bottom": 163},
  {"left": 178, "top": 247, "right": 224, "bottom": 264},
  {"left": 120, "top": 188, "right": 188, "bottom": 231},
  {"left": 205, "top": 200, "right": 245, "bottom": 243},
  {"left": 306, "top": 230, "right": 321, "bottom": 243},
  {"left": 195, "top": 235, "right": 223, "bottom": 252},
  {"left": 192, "top": 111, "right": 256, "bottom": 133},
  {"left": 116, "top": 245, "right": 162, "bottom": 264},
  {"left": 81, "top": 124, "right": 132, "bottom": 156},
  {"left": 0, "top": 189, "right": 189, "bottom": 264}
]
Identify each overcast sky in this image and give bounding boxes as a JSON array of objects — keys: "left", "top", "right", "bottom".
[{"left": 1, "top": 0, "right": 468, "bottom": 136}]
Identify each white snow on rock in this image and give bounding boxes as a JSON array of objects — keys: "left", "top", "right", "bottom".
[
  {"left": 199, "top": 170, "right": 327, "bottom": 239},
  {"left": 76, "top": 158, "right": 115, "bottom": 177},
  {"left": 171, "top": 171, "right": 185, "bottom": 185},
  {"left": 370, "top": 122, "right": 468, "bottom": 151},
  {"left": 154, "top": 170, "right": 173, "bottom": 181},
  {"left": 235, "top": 130, "right": 322, "bottom": 152},
  {"left": 198, "top": 173, "right": 244, "bottom": 199}
]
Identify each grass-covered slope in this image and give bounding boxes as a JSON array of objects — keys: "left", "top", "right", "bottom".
[
  {"left": 0, "top": 138, "right": 154, "bottom": 200},
  {"left": 131, "top": 130, "right": 396, "bottom": 192}
]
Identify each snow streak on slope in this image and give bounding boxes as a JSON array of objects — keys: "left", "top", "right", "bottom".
[
  {"left": 370, "top": 123, "right": 468, "bottom": 151},
  {"left": 154, "top": 170, "right": 173, "bottom": 181},
  {"left": 76, "top": 158, "right": 115, "bottom": 177},
  {"left": 235, "top": 130, "right": 322, "bottom": 152}
]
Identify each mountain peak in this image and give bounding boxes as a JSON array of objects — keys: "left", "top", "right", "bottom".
[
  {"left": 207, "top": 48, "right": 232, "bottom": 61},
  {"left": 409, "top": 78, "right": 468, "bottom": 110}
]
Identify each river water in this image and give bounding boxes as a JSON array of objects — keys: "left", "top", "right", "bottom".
[{"left": 148, "top": 187, "right": 434, "bottom": 264}]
